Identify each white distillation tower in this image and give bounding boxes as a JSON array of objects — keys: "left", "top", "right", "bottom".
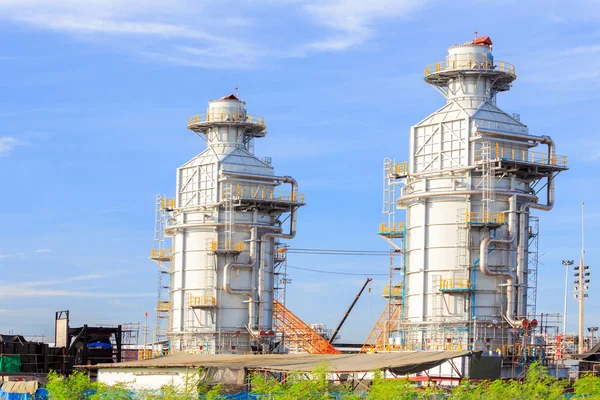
[
  {"left": 393, "top": 37, "right": 567, "bottom": 352},
  {"left": 165, "top": 94, "right": 304, "bottom": 353}
]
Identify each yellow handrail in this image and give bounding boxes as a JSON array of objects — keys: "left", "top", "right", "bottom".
[
  {"left": 424, "top": 60, "right": 516, "bottom": 77},
  {"left": 223, "top": 185, "right": 305, "bottom": 203},
  {"left": 188, "top": 113, "right": 266, "bottom": 127},
  {"left": 388, "top": 162, "right": 408, "bottom": 177},
  {"left": 150, "top": 247, "right": 172, "bottom": 259},
  {"left": 156, "top": 301, "right": 169, "bottom": 311},
  {"left": 189, "top": 295, "right": 216, "bottom": 307},
  {"left": 475, "top": 144, "right": 567, "bottom": 167},
  {"left": 439, "top": 278, "right": 470, "bottom": 290},
  {"left": 209, "top": 240, "right": 245, "bottom": 252},
  {"left": 383, "top": 285, "right": 402, "bottom": 297},
  {"left": 160, "top": 197, "right": 175, "bottom": 210},
  {"left": 378, "top": 222, "right": 405, "bottom": 233},
  {"left": 465, "top": 211, "right": 506, "bottom": 224}
]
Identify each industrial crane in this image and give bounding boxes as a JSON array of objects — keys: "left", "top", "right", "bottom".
[{"left": 329, "top": 278, "right": 372, "bottom": 344}]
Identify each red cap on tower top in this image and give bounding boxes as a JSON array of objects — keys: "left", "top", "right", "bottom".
[{"left": 473, "top": 36, "right": 492, "bottom": 46}]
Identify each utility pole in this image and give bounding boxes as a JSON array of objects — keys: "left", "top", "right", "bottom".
[
  {"left": 578, "top": 202, "right": 586, "bottom": 354},
  {"left": 562, "top": 260, "right": 574, "bottom": 366}
]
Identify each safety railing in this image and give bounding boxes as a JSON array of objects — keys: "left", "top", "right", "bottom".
[
  {"left": 374, "top": 344, "right": 466, "bottom": 352},
  {"left": 388, "top": 161, "right": 408, "bottom": 177},
  {"left": 378, "top": 222, "right": 405, "bottom": 235},
  {"left": 189, "top": 295, "right": 216, "bottom": 307},
  {"left": 499, "top": 344, "right": 544, "bottom": 357},
  {"left": 465, "top": 211, "right": 506, "bottom": 225},
  {"left": 138, "top": 349, "right": 170, "bottom": 360},
  {"left": 160, "top": 197, "right": 175, "bottom": 210},
  {"left": 223, "top": 185, "right": 305, "bottom": 203},
  {"left": 383, "top": 285, "right": 402, "bottom": 297},
  {"left": 209, "top": 240, "right": 245, "bottom": 252},
  {"left": 475, "top": 144, "right": 567, "bottom": 167},
  {"left": 150, "top": 247, "right": 172, "bottom": 259},
  {"left": 187, "top": 113, "right": 265, "bottom": 127},
  {"left": 156, "top": 301, "right": 169, "bottom": 311},
  {"left": 424, "top": 60, "right": 516, "bottom": 77},
  {"left": 439, "top": 278, "right": 470, "bottom": 291}
]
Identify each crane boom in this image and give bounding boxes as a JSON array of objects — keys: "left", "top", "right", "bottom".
[{"left": 328, "top": 277, "right": 372, "bottom": 344}]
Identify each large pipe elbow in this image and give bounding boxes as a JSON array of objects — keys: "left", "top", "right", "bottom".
[{"left": 479, "top": 196, "right": 520, "bottom": 328}]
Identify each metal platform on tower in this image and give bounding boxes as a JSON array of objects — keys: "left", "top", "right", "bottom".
[{"left": 473, "top": 135, "right": 567, "bottom": 181}]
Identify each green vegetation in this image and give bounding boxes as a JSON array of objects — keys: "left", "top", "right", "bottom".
[
  {"left": 45, "top": 368, "right": 222, "bottom": 399},
  {"left": 43, "top": 362, "right": 600, "bottom": 399}
]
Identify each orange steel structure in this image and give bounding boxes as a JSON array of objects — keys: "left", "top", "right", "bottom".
[
  {"left": 360, "top": 303, "right": 401, "bottom": 353},
  {"left": 273, "top": 299, "right": 341, "bottom": 355}
]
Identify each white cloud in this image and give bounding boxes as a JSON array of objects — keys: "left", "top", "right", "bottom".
[
  {"left": 0, "top": 288, "right": 154, "bottom": 297},
  {"left": 0, "top": 0, "right": 433, "bottom": 67},
  {"left": 302, "top": 0, "right": 430, "bottom": 51},
  {"left": 0, "top": 136, "right": 27, "bottom": 156},
  {"left": 112, "top": 299, "right": 138, "bottom": 308},
  {"left": 0, "top": 273, "right": 154, "bottom": 298},
  {"left": 0, "top": 248, "right": 51, "bottom": 261},
  {"left": 560, "top": 44, "right": 600, "bottom": 56},
  {"left": 17, "top": 14, "right": 225, "bottom": 42},
  {"left": 20, "top": 274, "right": 107, "bottom": 288}
]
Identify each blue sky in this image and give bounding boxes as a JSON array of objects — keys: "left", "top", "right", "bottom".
[{"left": 0, "top": 0, "right": 599, "bottom": 343}]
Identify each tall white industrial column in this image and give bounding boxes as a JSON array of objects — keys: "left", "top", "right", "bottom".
[
  {"left": 165, "top": 94, "right": 304, "bottom": 354},
  {"left": 393, "top": 37, "right": 567, "bottom": 352}
]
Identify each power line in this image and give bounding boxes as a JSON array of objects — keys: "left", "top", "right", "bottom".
[
  {"left": 289, "top": 248, "right": 388, "bottom": 253},
  {"left": 287, "top": 248, "right": 389, "bottom": 256},
  {"left": 287, "top": 265, "right": 388, "bottom": 276}
]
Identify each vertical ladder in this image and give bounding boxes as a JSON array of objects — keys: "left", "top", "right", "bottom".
[
  {"left": 455, "top": 209, "right": 469, "bottom": 270},
  {"left": 527, "top": 216, "right": 540, "bottom": 317},
  {"left": 152, "top": 195, "right": 172, "bottom": 348},
  {"left": 273, "top": 243, "right": 289, "bottom": 351},
  {"left": 480, "top": 142, "right": 496, "bottom": 219},
  {"left": 432, "top": 276, "right": 444, "bottom": 321},
  {"left": 223, "top": 183, "right": 234, "bottom": 246},
  {"left": 204, "top": 251, "right": 216, "bottom": 298},
  {"left": 382, "top": 158, "right": 396, "bottom": 228}
]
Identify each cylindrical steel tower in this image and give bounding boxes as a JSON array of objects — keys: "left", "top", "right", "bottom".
[
  {"left": 165, "top": 94, "right": 304, "bottom": 353},
  {"left": 394, "top": 37, "right": 567, "bottom": 353}
]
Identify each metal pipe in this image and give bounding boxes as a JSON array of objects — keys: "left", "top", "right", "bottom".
[
  {"left": 477, "top": 129, "right": 556, "bottom": 318},
  {"left": 223, "top": 227, "right": 258, "bottom": 329},
  {"left": 257, "top": 176, "right": 299, "bottom": 329},
  {"left": 220, "top": 170, "right": 291, "bottom": 184},
  {"left": 165, "top": 222, "right": 274, "bottom": 232},
  {"left": 408, "top": 130, "right": 555, "bottom": 320},
  {"left": 220, "top": 170, "right": 300, "bottom": 330},
  {"left": 398, "top": 189, "right": 538, "bottom": 204},
  {"left": 479, "top": 195, "right": 520, "bottom": 327},
  {"left": 518, "top": 136, "right": 554, "bottom": 316}
]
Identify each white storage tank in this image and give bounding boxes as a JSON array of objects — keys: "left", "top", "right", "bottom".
[
  {"left": 391, "top": 36, "right": 568, "bottom": 354},
  {"left": 165, "top": 94, "right": 304, "bottom": 353}
]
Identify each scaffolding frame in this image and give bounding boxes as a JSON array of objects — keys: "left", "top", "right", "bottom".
[
  {"left": 272, "top": 299, "right": 340, "bottom": 355},
  {"left": 151, "top": 194, "right": 173, "bottom": 350},
  {"left": 364, "top": 159, "right": 407, "bottom": 351},
  {"left": 527, "top": 216, "right": 540, "bottom": 317},
  {"left": 273, "top": 242, "right": 289, "bottom": 352}
]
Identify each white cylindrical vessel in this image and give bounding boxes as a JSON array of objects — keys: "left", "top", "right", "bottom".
[
  {"left": 394, "top": 37, "right": 566, "bottom": 357},
  {"left": 167, "top": 95, "right": 303, "bottom": 353}
]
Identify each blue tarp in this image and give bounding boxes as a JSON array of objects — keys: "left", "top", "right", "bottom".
[{"left": 0, "top": 388, "right": 47, "bottom": 400}]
